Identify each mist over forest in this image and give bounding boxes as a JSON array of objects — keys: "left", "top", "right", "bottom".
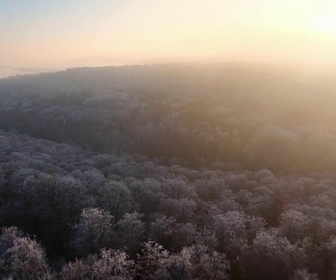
[{"left": 1, "top": 63, "right": 336, "bottom": 279}]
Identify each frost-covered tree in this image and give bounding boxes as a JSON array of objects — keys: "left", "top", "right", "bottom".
[
  {"left": 243, "top": 229, "right": 308, "bottom": 280},
  {"left": 179, "top": 244, "right": 230, "bottom": 280},
  {"left": 91, "top": 248, "right": 135, "bottom": 280},
  {"left": 159, "top": 198, "right": 196, "bottom": 223},
  {"left": 72, "top": 208, "right": 114, "bottom": 256},
  {"left": 213, "top": 211, "right": 265, "bottom": 256},
  {"left": 291, "top": 269, "right": 319, "bottom": 280},
  {"left": 136, "top": 241, "right": 171, "bottom": 280},
  {"left": 116, "top": 212, "right": 145, "bottom": 253},
  {"left": 97, "top": 181, "right": 134, "bottom": 219},
  {"left": 0, "top": 227, "right": 54, "bottom": 280},
  {"left": 278, "top": 210, "right": 309, "bottom": 242},
  {"left": 59, "top": 259, "right": 90, "bottom": 280}
]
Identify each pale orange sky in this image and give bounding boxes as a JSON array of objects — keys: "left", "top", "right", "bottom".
[{"left": 1, "top": 0, "right": 336, "bottom": 70}]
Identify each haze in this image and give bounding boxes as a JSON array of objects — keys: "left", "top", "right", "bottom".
[
  {"left": 1, "top": 0, "right": 336, "bottom": 77},
  {"left": 3, "top": 1, "right": 336, "bottom": 278}
]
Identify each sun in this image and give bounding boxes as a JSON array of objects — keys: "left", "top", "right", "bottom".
[{"left": 313, "top": 17, "right": 336, "bottom": 37}]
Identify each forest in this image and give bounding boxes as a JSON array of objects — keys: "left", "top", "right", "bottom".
[{"left": 0, "top": 63, "right": 335, "bottom": 279}]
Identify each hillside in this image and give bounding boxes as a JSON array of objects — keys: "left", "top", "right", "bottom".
[
  {"left": 0, "top": 64, "right": 335, "bottom": 279},
  {"left": 0, "top": 64, "right": 336, "bottom": 172}
]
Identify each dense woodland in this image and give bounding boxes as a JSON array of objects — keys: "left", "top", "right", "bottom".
[{"left": 0, "top": 64, "right": 335, "bottom": 279}]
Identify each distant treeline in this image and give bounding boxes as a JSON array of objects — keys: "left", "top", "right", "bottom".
[{"left": 1, "top": 64, "right": 336, "bottom": 172}]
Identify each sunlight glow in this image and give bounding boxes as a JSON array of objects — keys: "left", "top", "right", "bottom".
[
  {"left": 314, "top": 17, "right": 336, "bottom": 36},
  {"left": 1, "top": 0, "right": 336, "bottom": 70}
]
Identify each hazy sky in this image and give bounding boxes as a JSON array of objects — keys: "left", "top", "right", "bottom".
[{"left": 1, "top": 0, "right": 336, "bottom": 69}]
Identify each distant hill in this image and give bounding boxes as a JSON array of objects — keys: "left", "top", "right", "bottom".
[
  {"left": 0, "top": 63, "right": 336, "bottom": 172},
  {"left": 0, "top": 65, "right": 54, "bottom": 79}
]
